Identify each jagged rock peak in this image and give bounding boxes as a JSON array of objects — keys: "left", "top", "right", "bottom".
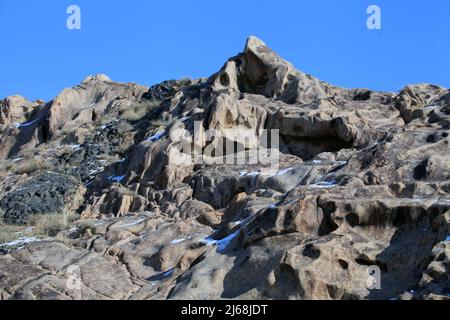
[
  {"left": 211, "top": 36, "right": 332, "bottom": 104},
  {"left": 81, "top": 74, "right": 112, "bottom": 84}
]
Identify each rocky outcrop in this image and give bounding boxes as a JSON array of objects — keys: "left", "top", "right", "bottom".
[
  {"left": 0, "top": 96, "right": 42, "bottom": 129},
  {"left": 395, "top": 84, "right": 447, "bottom": 123},
  {"left": 0, "top": 36, "right": 449, "bottom": 300},
  {"left": 44, "top": 74, "right": 148, "bottom": 140}
]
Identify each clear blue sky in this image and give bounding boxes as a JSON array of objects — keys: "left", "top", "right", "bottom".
[{"left": 0, "top": 0, "right": 449, "bottom": 101}]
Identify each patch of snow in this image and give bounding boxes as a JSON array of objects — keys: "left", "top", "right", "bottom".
[
  {"left": 81, "top": 103, "right": 96, "bottom": 109},
  {"left": 240, "top": 171, "right": 260, "bottom": 178},
  {"left": 269, "top": 167, "right": 294, "bottom": 177},
  {"left": 162, "top": 269, "right": 175, "bottom": 278},
  {"left": 69, "top": 144, "right": 81, "bottom": 151},
  {"left": 14, "top": 118, "right": 39, "bottom": 129},
  {"left": 0, "top": 237, "right": 40, "bottom": 248},
  {"left": 445, "top": 236, "right": 450, "bottom": 242},
  {"left": 101, "top": 125, "right": 108, "bottom": 130},
  {"left": 312, "top": 160, "right": 322, "bottom": 164},
  {"left": 237, "top": 215, "right": 258, "bottom": 228},
  {"left": 109, "top": 175, "right": 126, "bottom": 183},
  {"left": 232, "top": 220, "right": 243, "bottom": 226},
  {"left": 217, "top": 230, "right": 240, "bottom": 252},
  {"left": 146, "top": 132, "right": 165, "bottom": 142},
  {"left": 269, "top": 202, "right": 279, "bottom": 209},
  {"left": 201, "top": 230, "right": 241, "bottom": 253},
  {"left": 120, "top": 218, "right": 145, "bottom": 228},
  {"left": 171, "top": 238, "right": 186, "bottom": 245},
  {"left": 149, "top": 268, "right": 175, "bottom": 281},
  {"left": 13, "top": 158, "right": 24, "bottom": 162},
  {"left": 310, "top": 180, "right": 338, "bottom": 189},
  {"left": 94, "top": 220, "right": 105, "bottom": 227},
  {"left": 200, "top": 237, "right": 217, "bottom": 247}
]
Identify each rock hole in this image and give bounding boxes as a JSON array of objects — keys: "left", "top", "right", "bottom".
[
  {"left": 345, "top": 213, "right": 359, "bottom": 227},
  {"left": 318, "top": 202, "right": 339, "bottom": 236},
  {"left": 413, "top": 159, "right": 429, "bottom": 180},
  {"left": 426, "top": 134, "right": 438, "bottom": 143},
  {"left": 219, "top": 73, "right": 230, "bottom": 87},
  {"left": 302, "top": 243, "right": 321, "bottom": 259},
  {"left": 338, "top": 259, "right": 349, "bottom": 270}
]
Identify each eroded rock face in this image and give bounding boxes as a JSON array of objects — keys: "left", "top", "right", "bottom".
[{"left": 0, "top": 36, "right": 449, "bottom": 300}]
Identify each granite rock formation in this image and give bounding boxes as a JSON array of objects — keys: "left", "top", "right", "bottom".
[{"left": 0, "top": 37, "right": 448, "bottom": 300}]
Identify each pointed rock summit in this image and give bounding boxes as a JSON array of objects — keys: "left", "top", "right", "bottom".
[
  {"left": 82, "top": 74, "right": 112, "bottom": 84},
  {"left": 210, "top": 36, "right": 331, "bottom": 104}
]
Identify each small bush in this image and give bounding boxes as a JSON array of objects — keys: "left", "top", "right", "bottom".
[
  {"left": 150, "top": 119, "right": 169, "bottom": 127},
  {"left": 119, "top": 101, "right": 160, "bottom": 121},
  {"left": 30, "top": 209, "right": 79, "bottom": 237},
  {"left": 0, "top": 210, "right": 17, "bottom": 244},
  {"left": 0, "top": 228, "right": 14, "bottom": 244},
  {"left": 13, "top": 157, "right": 53, "bottom": 175},
  {"left": 116, "top": 186, "right": 138, "bottom": 196}
]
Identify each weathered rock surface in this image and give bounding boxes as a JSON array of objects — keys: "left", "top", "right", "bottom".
[{"left": 0, "top": 36, "right": 449, "bottom": 300}]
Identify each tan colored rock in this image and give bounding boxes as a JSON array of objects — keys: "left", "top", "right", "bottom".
[{"left": 396, "top": 84, "right": 446, "bottom": 123}]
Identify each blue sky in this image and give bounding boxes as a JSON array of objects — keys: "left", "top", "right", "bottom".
[{"left": 0, "top": 0, "right": 449, "bottom": 101}]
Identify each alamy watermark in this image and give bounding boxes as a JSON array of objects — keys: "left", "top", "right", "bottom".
[
  {"left": 65, "top": 5, "right": 381, "bottom": 31},
  {"left": 164, "top": 121, "right": 280, "bottom": 170},
  {"left": 67, "top": 5, "right": 81, "bottom": 30},
  {"left": 66, "top": 265, "right": 82, "bottom": 291},
  {"left": 367, "top": 5, "right": 382, "bottom": 30},
  {"left": 366, "top": 265, "right": 381, "bottom": 290},
  {"left": 329, "top": 248, "right": 382, "bottom": 291}
]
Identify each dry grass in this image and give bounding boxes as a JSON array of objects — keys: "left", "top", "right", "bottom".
[
  {"left": 0, "top": 228, "right": 15, "bottom": 244},
  {"left": 150, "top": 118, "right": 169, "bottom": 127},
  {"left": 16, "top": 148, "right": 40, "bottom": 158},
  {"left": 116, "top": 186, "right": 138, "bottom": 197},
  {"left": 29, "top": 209, "right": 79, "bottom": 237},
  {"left": 0, "top": 207, "right": 79, "bottom": 247},
  {"left": 54, "top": 232, "right": 74, "bottom": 247},
  {"left": 13, "top": 157, "right": 54, "bottom": 175},
  {"left": 120, "top": 108, "right": 147, "bottom": 122},
  {"left": 0, "top": 210, "right": 18, "bottom": 244},
  {"left": 0, "top": 161, "right": 15, "bottom": 180},
  {"left": 118, "top": 101, "right": 160, "bottom": 121}
]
